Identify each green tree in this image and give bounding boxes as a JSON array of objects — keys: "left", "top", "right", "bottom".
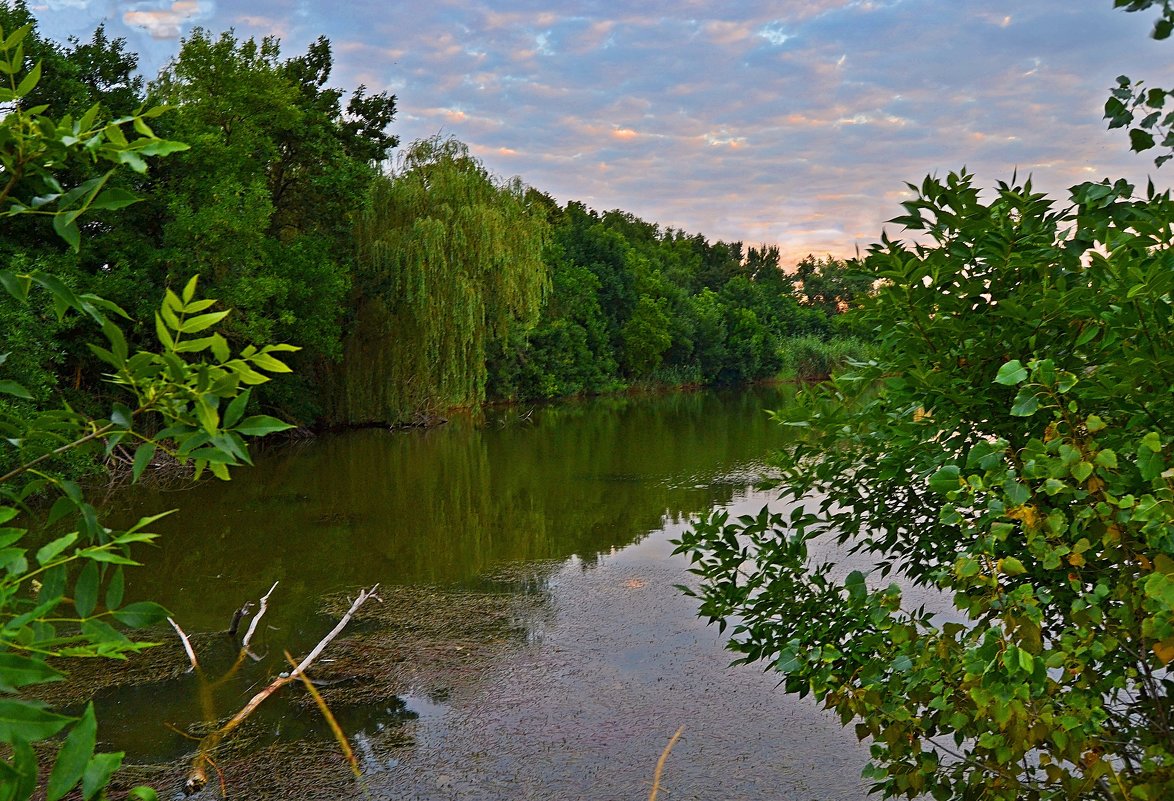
[
  {"left": 0, "top": 27, "right": 296, "bottom": 799},
  {"left": 789, "top": 253, "right": 872, "bottom": 319},
  {"left": 325, "top": 136, "right": 549, "bottom": 424},
  {"left": 620, "top": 295, "right": 673, "bottom": 377},
  {"left": 86, "top": 29, "right": 396, "bottom": 422},
  {"left": 678, "top": 170, "right": 1174, "bottom": 799},
  {"left": 1105, "top": 1, "right": 1174, "bottom": 166}
]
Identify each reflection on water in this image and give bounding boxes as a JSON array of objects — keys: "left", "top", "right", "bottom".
[{"left": 90, "top": 387, "right": 798, "bottom": 768}]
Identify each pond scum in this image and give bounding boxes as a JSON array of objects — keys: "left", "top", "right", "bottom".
[{"left": 30, "top": 576, "right": 553, "bottom": 799}]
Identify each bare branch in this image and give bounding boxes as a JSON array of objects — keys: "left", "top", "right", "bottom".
[
  {"left": 168, "top": 617, "right": 199, "bottom": 672},
  {"left": 184, "top": 584, "right": 380, "bottom": 795},
  {"left": 241, "top": 580, "right": 279, "bottom": 658}
]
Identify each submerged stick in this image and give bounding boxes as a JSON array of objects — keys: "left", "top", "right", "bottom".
[
  {"left": 287, "top": 651, "right": 361, "bottom": 778},
  {"left": 184, "top": 584, "right": 380, "bottom": 795},
  {"left": 648, "top": 725, "right": 684, "bottom": 801},
  {"left": 168, "top": 617, "right": 199, "bottom": 672}
]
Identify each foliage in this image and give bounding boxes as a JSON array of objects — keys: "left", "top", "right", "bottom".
[
  {"left": 128, "top": 29, "right": 394, "bottom": 406},
  {"left": 0, "top": 24, "right": 399, "bottom": 425},
  {"left": 677, "top": 169, "right": 1174, "bottom": 799},
  {"left": 775, "top": 335, "right": 876, "bottom": 381},
  {"left": 485, "top": 200, "right": 849, "bottom": 401},
  {"left": 1105, "top": 0, "right": 1174, "bottom": 166},
  {"left": 789, "top": 254, "right": 873, "bottom": 319},
  {"left": 0, "top": 27, "right": 295, "bottom": 801},
  {"left": 325, "top": 136, "right": 550, "bottom": 424}
]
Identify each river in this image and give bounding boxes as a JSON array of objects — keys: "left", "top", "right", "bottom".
[{"left": 75, "top": 386, "right": 872, "bottom": 800}]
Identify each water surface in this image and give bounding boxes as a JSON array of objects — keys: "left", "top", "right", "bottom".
[{"left": 89, "top": 386, "right": 871, "bottom": 800}]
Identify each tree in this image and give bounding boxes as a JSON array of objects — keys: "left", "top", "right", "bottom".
[
  {"left": 677, "top": 167, "right": 1174, "bottom": 799},
  {"left": 0, "top": 25, "right": 296, "bottom": 799},
  {"left": 324, "top": 136, "right": 549, "bottom": 424},
  {"left": 620, "top": 295, "right": 673, "bottom": 377},
  {"left": 1105, "top": 1, "right": 1174, "bottom": 166},
  {"left": 789, "top": 253, "right": 872, "bottom": 319}
]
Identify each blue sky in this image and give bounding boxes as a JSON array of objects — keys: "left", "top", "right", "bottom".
[{"left": 29, "top": 1, "right": 1174, "bottom": 263}]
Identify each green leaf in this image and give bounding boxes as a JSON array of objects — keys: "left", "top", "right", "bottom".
[
  {"left": 1003, "top": 479, "right": 1030, "bottom": 506},
  {"left": 195, "top": 395, "right": 219, "bottom": 434},
  {"left": 928, "top": 465, "right": 962, "bottom": 495},
  {"left": 74, "top": 560, "right": 99, "bottom": 617},
  {"left": 46, "top": 703, "right": 97, "bottom": 801},
  {"left": 81, "top": 549, "right": 140, "bottom": 566},
  {"left": 0, "top": 735, "right": 38, "bottom": 800},
  {"left": 105, "top": 566, "right": 125, "bottom": 610},
  {"left": 1138, "top": 441, "right": 1166, "bottom": 481},
  {"left": 0, "top": 379, "right": 33, "bottom": 399},
  {"left": 36, "top": 532, "right": 77, "bottom": 566},
  {"left": 179, "top": 310, "right": 230, "bottom": 334},
  {"left": 0, "top": 268, "right": 32, "bottom": 301},
  {"left": 1095, "top": 449, "right": 1118, "bottom": 469},
  {"left": 52, "top": 212, "right": 80, "bottom": 251},
  {"left": 14, "top": 59, "right": 40, "bottom": 96},
  {"left": 210, "top": 333, "right": 230, "bottom": 363},
  {"left": 81, "top": 751, "right": 123, "bottom": 800},
  {"left": 181, "top": 274, "right": 199, "bottom": 303},
  {"left": 1017, "top": 648, "right": 1034, "bottom": 674},
  {"left": 1086, "top": 414, "right": 1107, "bottom": 432},
  {"left": 115, "top": 149, "right": 148, "bottom": 174},
  {"left": 146, "top": 313, "right": 168, "bottom": 351},
  {"left": 135, "top": 138, "right": 189, "bottom": 157},
  {"left": 131, "top": 442, "right": 156, "bottom": 482},
  {"left": 0, "top": 653, "right": 64, "bottom": 692},
  {"left": 0, "top": 698, "right": 73, "bottom": 740},
  {"left": 1130, "top": 128, "right": 1156, "bottom": 151},
  {"left": 994, "top": 360, "right": 1027, "bottom": 385},
  {"left": 1010, "top": 389, "right": 1040, "bottom": 417},
  {"left": 88, "top": 188, "right": 139, "bottom": 211},
  {"left": 234, "top": 415, "right": 294, "bottom": 437},
  {"left": 110, "top": 601, "right": 169, "bottom": 628},
  {"left": 1071, "top": 462, "right": 1093, "bottom": 482},
  {"left": 223, "top": 388, "right": 251, "bottom": 428},
  {"left": 249, "top": 352, "right": 292, "bottom": 372},
  {"left": 1000, "top": 557, "right": 1027, "bottom": 576}
]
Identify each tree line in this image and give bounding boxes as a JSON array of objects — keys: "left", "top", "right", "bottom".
[{"left": 0, "top": 2, "right": 870, "bottom": 432}]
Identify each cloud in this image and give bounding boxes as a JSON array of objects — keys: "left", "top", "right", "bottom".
[
  {"left": 26, "top": 0, "right": 1174, "bottom": 265},
  {"left": 122, "top": 1, "right": 214, "bottom": 40}
]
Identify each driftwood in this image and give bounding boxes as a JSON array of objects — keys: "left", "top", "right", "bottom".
[
  {"left": 184, "top": 584, "right": 381, "bottom": 795},
  {"left": 241, "top": 580, "right": 278, "bottom": 659},
  {"left": 168, "top": 617, "right": 200, "bottom": 672}
]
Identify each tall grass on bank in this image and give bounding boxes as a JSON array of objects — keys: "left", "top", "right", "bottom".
[{"left": 776, "top": 336, "right": 877, "bottom": 381}]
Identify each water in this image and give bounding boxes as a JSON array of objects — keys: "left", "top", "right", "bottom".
[{"left": 80, "top": 386, "right": 873, "bottom": 800}]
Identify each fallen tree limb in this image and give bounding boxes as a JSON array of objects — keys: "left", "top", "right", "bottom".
[{"left": 184, "top": 584, "right": 381, "bottom": 795}]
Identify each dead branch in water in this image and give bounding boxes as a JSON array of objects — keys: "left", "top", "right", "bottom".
[
  {"left": 287, "top": 651, "right": 361, "bottom": 778},
  {"left": 168, "top": 617, "right": 200, "bottom": 672},
  {"left": 241, "top": 580, "right": 279, "bottom": 659},
  {"left": 648, "top": 725, "right": 684, "bottom": 801},
  {"left": 184, "top": 584, "right": 381, "bottom": 795}
]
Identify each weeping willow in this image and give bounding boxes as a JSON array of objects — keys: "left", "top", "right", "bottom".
[{"left": 324, "top": 137, "right": 550, "bottom": 425}]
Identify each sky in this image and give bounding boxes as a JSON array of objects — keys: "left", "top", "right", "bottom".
[{"left": 28, "top": 1, "right": 1174, "bottom": 265}]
